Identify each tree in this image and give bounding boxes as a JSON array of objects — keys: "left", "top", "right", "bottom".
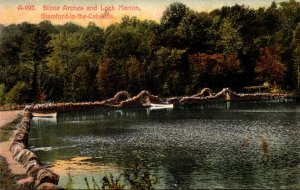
[
  {"left": 0, "top": 83, "right": 5, "bottom": 105},
  {"left": 69, "top": 66, "right": 89, "bottom": 101},
  {"left": 218, "top": 18, "right": 243, "bottom": 55},
  {"left": 96, "top": 58, "right": 125, "bottom": 98},
  {"left": 159, "top": 2, "right": 189, "bottom": 48},
  {"left": 176, "top": 11, "right": 212, "bottom": 52},
  {"left": 150, "top": 47, "right": 186, "bottom": 96},
  {"left": 0, "top": 24, "right": 23, "bottom": 90},
  {"left": 47, "top": 32, "right": 95, "bottom": 101},
  {"left": 125, "top": 56, "right": 146, "bottom": 94},
  {"left": 38, "top": 20, "right": 59, "bottom": 34},
  {"left": 82, "top": 22, "right": 105, "bottom": 99},
  {"left": 277, "top": 0, "right": 300, "bottom": 89},
  {"left": 56, "top": 22, "right": 84, "bottom": 33},
  {"left": 4, "top": 82, "right": 30, "bottom": 104},
  {"left": 161, "top": 2, "right": 188, "bottom": 28},
  {"left": 104, "top": 26, "right": 141, "bottom": 59},
  {"left": 0, "top": 24, "right": 4, "bottom": 34},
  {"left": 255, "top": 47, "right": 286, "bottom": 86},
  {"left": 19, "top": 27, "right": 52, "bottom": 101},
  {"left": 189, "top": 53, "right": 242, "bottom": 91},
  {"left": 102, "top": 16, "right": 159, "bottom": 96},
  {"left": 82, "top": 22, "right": 105, "bottom": 57},
  {"left": 292, "top": 23, "right": 300, "bottom": 89}
]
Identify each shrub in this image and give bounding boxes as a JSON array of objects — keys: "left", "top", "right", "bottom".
[
  {"left": 4, "top": 82, "right": 30, "bottom": 105},
  {"left": 0, "top": 84, "right": 5, "bottom": 105}
]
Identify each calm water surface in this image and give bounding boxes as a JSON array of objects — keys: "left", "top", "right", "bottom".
[{"left": 29, "top": 101, "right": 300, "bottom": 189}]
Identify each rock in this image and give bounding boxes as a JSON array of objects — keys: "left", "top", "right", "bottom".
[
  {"left": 17, "top": 176, "right": 34, "bottom": 186},
  {"left": 14, "top": 132, "right": 28, "bottom": 142},
  {"left": 35, "top": 168, "right": 59, "bottom": 186},
  {"left": 25, "top": 160, "right": 39, "bottom": 174},
  {"left": 23, "top": 111, "right": 32, "bottom": 118},
  {"left": 36, "top": 182, "right": 60, "bottom": 190},
  {"left": 27, "top": 165, "right": 41, "bottom": 177},
  {"left": 18, "top": 122, "right": 30, "bottom": 130},
  {"left": 14, "top": 149, "right": 36, "bottom": 166},
  {"left": 10, "top": 142, "right": 26, "bottom": 156},
  {"left": 22, "top": 152, "right": 38, "bottom": 166},
  {"left": 17, "top": 127, "right": 28, "bottom": 135}
]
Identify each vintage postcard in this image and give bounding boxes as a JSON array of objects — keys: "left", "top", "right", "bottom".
[{"left": 0, "top": 0, "right": 299, "bottom": 189}]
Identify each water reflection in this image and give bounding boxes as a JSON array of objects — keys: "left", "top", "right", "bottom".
[
  {"left": 51, "top": 101, "right": 242, "bottom": 123},
  {"left": 50, "top": 156, "right": 120, "bottom": 189},
  {"left": 29, "top": 102, "right": 300, "bottom": 189}
]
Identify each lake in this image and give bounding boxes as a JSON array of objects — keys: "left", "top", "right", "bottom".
[{"left": 29, "top": 101, "right": 300, "bottom": 189}]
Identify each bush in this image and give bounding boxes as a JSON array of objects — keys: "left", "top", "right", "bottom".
[
  {"left": 84, "top": 162, "right": 157, "bottom": 190},
  {"left": 4, "top": 82, "right": 30, "bottom": 105},
  {"left": 0, "top": 83, "right": 5, "bottom": 105}
]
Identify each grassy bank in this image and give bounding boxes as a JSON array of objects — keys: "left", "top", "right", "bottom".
[
  {"left": 0, "top": 117, "right": 20, "bottom": 142},
  {"left": 0, "top": 117, "right": 23, "bottom": 189},
  {"left": 0, "top": 156, "right": 17, "bottom": 190}
]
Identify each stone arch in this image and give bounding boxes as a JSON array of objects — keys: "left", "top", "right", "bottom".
[
  {"left": 101, "top": 91, "right": 131, "bottom": 105},
  {"left": 192, "top": 88, "right": 214, "bottom": 97},
  {"left": 118, "top": 91, "right": 166, "bottom": 107}
]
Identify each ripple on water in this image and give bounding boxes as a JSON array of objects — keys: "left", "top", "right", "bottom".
[{"left": 29, "top": 102, "right": 300, "bottom": 189}]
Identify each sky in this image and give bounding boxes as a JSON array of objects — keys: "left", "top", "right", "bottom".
[{"left": 0, "top": 0, "right": 286, "bottom": 27}]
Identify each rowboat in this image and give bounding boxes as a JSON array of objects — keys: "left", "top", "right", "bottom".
[
  {"left": 32, "top": 112, "right": 57, "bottom": 118},
  {"left": 149, "top": 103, "right": 174, "bottom": 110}
]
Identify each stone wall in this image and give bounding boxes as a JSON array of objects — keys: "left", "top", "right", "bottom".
[
  {"left": 10, "top": 107, "right": 60, "bottom": 190},
  {"left": 1, "top": 89, "right": 297, "bottom": 112}
]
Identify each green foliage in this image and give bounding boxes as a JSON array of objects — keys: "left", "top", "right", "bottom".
[
  {"left": 66, "top": 172, "right": 74, "bottom": 190},
  {"left": 0, "top": 24, "right": 23, "bottom": 90},
  {"left": 176, "top": 11, "right": 212, "bottom": 52},
  {"left": 0, "top": 1, "right": 299, "bottom": 104},
  {"left": 96, "top": 58, "right": 125, "bottom": 98},
  {"left": 104, "top": 26, "right": 141, "bottom": 59},
  {"left": 19, "top": 27, "right": 52, "bottom": 101},
  {"left": 0, "top": 156, "right": 17, "bottom": 189},
  {"left": 125, "top": 57, "right": 146, "bottom": 94},
  {"left": 19, "top": 27, "right": 52, "bottom": 62},
  {"left": 4, "top": 81, "right": 30, "bottom": 104},
  {"left": 56, "top": 22, "right": 84, "bottom": 33},
  {"left": 151, "top": 47, "right": 186, "bottom": 96},
  {"left": 0, "top": 83, "right": 5, "bottom": 105},
  {"left": 293, "top": 23, "right": 300, "bottom": 89},
  {"left": 0, "top": 117, "right": 19, "bottom": 143},
  {"left": 84, "top": 162, "right": 157, "bottom": 190},
  {"left": 69, "top": 66, "right": 90, "bottom": 101},
  {"left": 218, "top": 18, "right": 243, "bottom": 55},
  {"left": 47, "top": 31, "right": 99, "bottom": 101},
  {"left": 101, "top": 174, "right": 124, "bottom": 190},
  {"left": 123, "top": 163, "right": 157, "bottom": 190},
  {"left": 161, "top": 2, "right": 188, "bottom": 28}
]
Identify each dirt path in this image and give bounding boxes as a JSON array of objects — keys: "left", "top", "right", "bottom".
[
  {"left": 0, "top": 110, "right": 21, "bottom": 127},
  {"left": 0, "top": 110, "right": 26, "bottom": 175}
]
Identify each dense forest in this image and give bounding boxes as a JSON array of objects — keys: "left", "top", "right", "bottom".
[{"left": 0, "top": 1, "right": 299, "bottom": 105}]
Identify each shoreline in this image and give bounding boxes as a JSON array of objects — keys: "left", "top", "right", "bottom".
[
  {"left": 0, "top": 89, "right": 297, "bottom": 113},
  {"left": 0, "top": 110, "right": 26, "bottom": 189},
  {"left": 0, "top": 110, "right": 26, "bottom": 175}
]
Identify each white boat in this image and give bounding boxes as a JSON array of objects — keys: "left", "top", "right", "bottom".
[
  {"left": 149, "top": 103, "right": 174, "bottom": 110},
  {"left": 32, "top": 112, "right": 57, "bottom": 118}
]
